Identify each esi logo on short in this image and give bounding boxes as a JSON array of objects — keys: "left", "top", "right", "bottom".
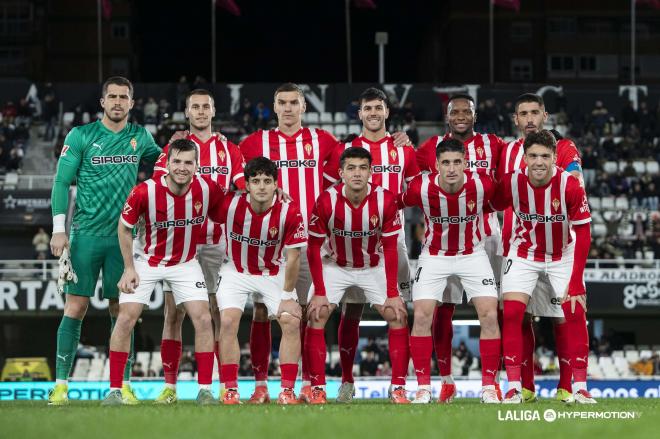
[{"left": 497, "top": 409, "right": 641, "bottom": 422}]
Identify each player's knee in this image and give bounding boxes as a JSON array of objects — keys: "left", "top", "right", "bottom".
[
  {"left": 107, "top": 300, "right": 119, "bottom": 318},
  {"left": 278, "top": 313, "right": 299, "bottom": 333},
  {"left": 412, "top": 313, "right": 433, "bottom": 332},
  {"left": 252, "top": 303, "right": 269, "bottom": 322},
  {"left": 220, "top": 311, "right": 241, "bottom": 334},
  {"left": 191, "top": 310, "right": 213, "bottom": 332},
  {"left": 64, "top": 298, "right": 89, "bottom": 319}
]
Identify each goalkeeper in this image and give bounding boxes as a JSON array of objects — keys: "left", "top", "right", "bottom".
[{"left": 48, "top": 77, "right": 162, "bottom": 405}]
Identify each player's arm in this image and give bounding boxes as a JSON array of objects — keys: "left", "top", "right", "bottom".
[
  {"left": 152, "top": 144, "right": 169, "bottom": 177},
  {"left": 381, "top": 201, "right": 406, "bottom": 323},
  {"left": 396, "top": 175, "right": 422, "bottom": 209},
  {"left": 227, "top": 141, "right": 246, "bottom": 190},
  {"left": 50, "top": 130, "right": 83, "bottom": 256},
  {"left": 562, "top": 179, "right": 592, "bottom": 312},
  {"left": 557, "top": 139, "right": 584, "bottom": 186},
  {"left": 488, "top": 175, "right": 513, "bottom": 212},
  {"left": 141, "top": 128, "right": 163, "bottom": 165},
  {"left": 279, "top": 247, "right": 302, "bottom": 319},
  {"left": 117, "top": 187, "right": 145, "bottom": 294},
  {"left": 415, "top": 136, "right": 437, "bottom": 173},
  {"left": 404, "top": 146, "right": 422, "bottom": 183},
  {"left": 207, "top": 183, "right": 229, "bottom": 224},
  {"left": 306, "top": 201, "right": 331, "bottom": 321},
  {"left": 391, "top": 130, "right": 412, "bottom": 148},
  {"left": 322, "top": 147, "right": 342, "bottom": 189}
]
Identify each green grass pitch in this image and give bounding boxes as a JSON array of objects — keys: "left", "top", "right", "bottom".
[{"left": 1, "top": 399, "right": 658, "bottom": 439}]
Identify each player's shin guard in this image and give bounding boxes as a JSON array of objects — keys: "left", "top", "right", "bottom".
[
  {"left": 432, "top": 304, "right": 455, "bottom": 379},
  {"left": 389, "top": 327, "right": 410, "bottom": 386},
  {"left": 249, "top": 320, "right": 271, "bottom": 382},
  {"left": 111, "top": 317, "right": 134, "bottom": 382},
  {"left": 300, "top": 319, "right": 310, "bottom": 383},
  {"left": 561, "top": 302, "right": 589, "bottom": 391},
  {"left": 410, "top": 336, "right": 433, "bottom": 386},
  {"left": 221, "top": 364, "right": 239, "bottom": 389},
  {"left": 55, "top": 316, "right": 82, "bottom": 381},
  {"left": 161, "top": 339, "right": 182, "bottom": 385},
  {"left": 304, "top": 327, "right": 326, "bottom": 387},
  {"left": 480, "top": 338, "right": 501, "bottom": 387},
  {"left": 338, "top": 314, "right": 360, "bottom": 384},
  {"left": 502, "top": 300, "right": 526, "bottom": 390},
  {"left": 521, "top": 318, "right": 535, "bottom": 391},
  {"left": 280, "top": 363, "right": 298, "bottom": 389},
  {"left": 109, "top": 350, "right": 129, "bottom": 390},
  {"left": 554, "top": 322, "right": 573, "bottom": 392},
  {"left": 195, "top": 352, "right": 214, "bottom": 388}
]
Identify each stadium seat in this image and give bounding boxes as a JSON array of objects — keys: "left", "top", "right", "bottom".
[
  {"left": 589, "top": 197, "right": 601, "bottom": 210},
  {"left": 308, "top": 124, "right": 320, "bottom": 130},
  {"left": 603, "top": 161, "right": 618, "bottom": 173},
  {"left": 639, "top": 350, "right": 653, "bottom": 359},
  {"left": 618, "top": 223, "right": 633, "bottom": 236},
  {"left": 348, "top": 124, "right": 361, "bottom": 134},
  {"left": 321, "top": 124, "right": 334, "bottom": 133},
  {"left": 334, "top": 124, "right": 348, "bottom": 136},
  {"left": 306, "top": 112, "right": 319, "bottom": 123},
  {"left": 178, "top": 372, "right": 193, "bottom": 380},
  {"left": 334, "top": 112, "right": 347, "bottom": 123},
  {"left": 320, "top": 112, "right": 333, "bottom": 123},
  {"left": 172, "top": 112, "right": 186, "bottom": 123},
  {"left": 633, "top": 161, "right": 646, "bottom": 174},
  {"left": 136, "top": 351, "right": 151, "bottom": 367},
  {"left": 647, "top": 161, "right": 659, "bottom": 174},
  {"left": 615, "top": 197, "right": 629, "bottom": 210},
  {"left": 87, "top": 358, "right": 105, "bottom": 380},
  {"left": 468, "top": 370, "right": 481, "bottom": 379},
  {"left": 625, "top": 350, "right": 639, "bottom": 363},
  {"left": 72, "top": 358, "right": 90, "bottom": 379},
  {"left": 145, "top": 124, "right": 158, "bottom": 135},
  {"left": 623, "top": 344, "right": 636, "bottom": 351},
  {"left": 102, "top": 358, "right": 110, "bottom": 380},
  {"left": 96, "top": 112, "right": 103, "bottom": 120},
  {"left": 601, "top": 197, "right": 615, "bottom": 210},
  {"left": 612, "top": 350, "right": 624, "bottom": 358},
  {"left": 62, "top": 112, "right": 75, "bottom": 127},
  {"left": 591, "top": 210, "right": 603, "bottom": 224},
  {"left": 82, "top": 112, "right": 91, "bottom": 124}
]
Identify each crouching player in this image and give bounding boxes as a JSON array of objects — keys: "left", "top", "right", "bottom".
[
  {"left": 402, "top": 139, "right": 502, "bottom": 404},
  {"left": 103, "top": 139, "right": 223, "bottom": 405},
  {"left": 216, "top": 157, "right": 307, "bottom": 405},
  {"left": 305, "top": 147, "right": 410, "bottom": 405},
  {"left": 491, "top": 130, "right": 595, "bottom": 404}
]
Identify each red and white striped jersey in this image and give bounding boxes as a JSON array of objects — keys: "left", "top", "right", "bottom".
[
  {"left": 498, "top": 137, "right": 583, "bottom": 255},
  {"left": 491, "top": 167, "right": 591, "bottom": 262},
  {"left": 323, "top": 134, "right": 420, "bottom": 196},
  {"left": 239, "top": 127, "right": 338, "bottom": 226},
  {"left": 416, "top": 132, "right": 505, "bottom": 237},
  {"left": 121, "top": 175, "right": 225, "bottom": 267},
  {"left": 399, "top": 173, "right": 494, "bottom": 256},
  {"left": 210, "top": 193, "right": 307, "bottom": 276},
  {"left": 308, "top": 183, "right": 401, "bottom": 268},
  {"left": 153, "top": 133, "right": 246, "bottom": 245}
]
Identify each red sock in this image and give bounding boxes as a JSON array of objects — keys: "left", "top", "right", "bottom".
[
  {"left": 304, "top": 327, "right": 326, "bottom": 386},
  {"left": 109, "top": 350, "right": 129, "bottom": 389},
  {"left": 195, "top": 352, "right": 214, "bottom": 385},
  {"left": 250, "top": 320, "right": 271, "bottom": 381},
  {"left": 214, "top": 341, "right": 222, "bottom": 382},
  {"left": 521, "top": 318, "right": 535, "bottom": 391},
  {"left": 389, "top": 327, "right": 410, "bottom": 386},
  {"left": 338, "top": 314, "right": 360, "bottom": 383},
  {"left": 221, "top": 364, "right": 239, "bottom": 389},
  {"left": 554, "top": 322, "right": 573, "bottom": 392},
  {"left": 280, "top": 363, "right": 298, "bottom": 389},
  {"left": 432, "top": 304, "right": 454, "bottom": 376},
  {"left": 160, "top": 339, "right": 182, "bottom": 385},
  {"left": 410, "top": 335, "right": 433, "bottom": 386},
  {"left": 562, "top": 302, "right": 589, "bottom": 386},
  {"left": 480, "top": 338, "right": 501, "bottom": 387},
  {"left": 502, "top": 300, "right": 526, "bottom": 383},
  {"left": 300, "top": 319, "right": 310, "bottom": 382}
]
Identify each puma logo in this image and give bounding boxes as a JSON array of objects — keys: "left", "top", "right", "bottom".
[
  {"left": 438, "top": 358, "right": 448, "bottom": 365},
  {"left": 504, "top": 355, "right": 516, "bottom": 363},
  {"left": 415, "top": 369, "right": 425, "bottom": 375},
  {"left": 340, "top": 348, "right": 353, "bottom": 355},
  {"left": 162, "top": 362, "right": 173, "bottom": 369},
  {"left": 560, "top": 358, "right": 571, "bottom": 365},
  {"left": 253, "top": 365, "right": 262, "bottom": 372},
  {"left": 485, "top": 369, "right": 497, "bottom": 376},
  {"left": 521, "top": 360, "right": 528, "bottom": 367},
  {"left": 576, "top": 356, "right": 587, "bottom": 363},
  {"left": 57, "top": 354, "right": 68, "bottom": 362},
  {"left": 309, "top": 374, "right": 319, "bottom": 381}
]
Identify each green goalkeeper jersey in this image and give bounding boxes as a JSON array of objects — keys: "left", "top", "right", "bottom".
[{"left": 51, "top": 120, "right": 162, "bottom": 237}]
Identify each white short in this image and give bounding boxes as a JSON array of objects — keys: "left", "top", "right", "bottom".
[
  {"left": 163, "top": 240, "right": 227, "bottom": 295},
  {"left": 413, "top": 249, "right": 498, "bottom": 303},
  {"left": 501, "top": 252, "right": 574, "bottom": 319},
  {"left": 307, "top": 259, "right": 389, "bottom": 306},
  {"left": 217, "top": 265, "right": 284, "bottom": 319},
  {"left": 252, "top": 246, "right": 310, "bottom": 307},
  {"left": 342, "top": 231, "right": 411, "bottom": 303},
  {"left": 120, "top": 258, "right": 208, "bottom": 306},
  {"left": 441, "top": 234, "right": 503, "bottom": 304}
]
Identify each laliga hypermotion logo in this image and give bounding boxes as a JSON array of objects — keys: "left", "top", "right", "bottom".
[
  {"left": 304, "top": 143, "right": 313, "bottom": 156},
  {"left": 217, "top": 150, "right": 226, "bottom": 162},
  {"left": 194, "top": 201, "right": 202, "bottom": 214},
  {"left": 467, "top": 200, "right": 476, "bottom": 212},
  {"left": 269, "top": 226, "right": 278, "bottom": 238},
  {"left": 552, "top": 198, "right": 560, "bottom": 212},
  {"left": 370, "top": 214, "right": 379, "bottom": 227},
  {"left": 130, "top": 138, "right": 137, "bottom": 151}
]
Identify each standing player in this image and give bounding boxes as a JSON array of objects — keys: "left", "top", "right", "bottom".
[
  {"left": 48, "top": 77, "right": 162, "bottom": 405},
  {"left": 102, "top": 139, "right": 220, "bottom": 405},
  {"left": 403, "top": 139, "right": 501, "bottom": 404},
  {"left": 151, "top": 89, "right": 245, "bottom": 403},
  {"left": 491, "top": 130, "right": 595, "bottom": 404},
  {"left": 498, "top": 93, "right": 584, "bottom": 403},
  {"left": 215, "top": 157, "right": 307, "bottom": 405},
  {"left": 305, "top": 147, "right": 410, "bottom": 405},
  {"left": 323, "top": 87, "right": 420, "bottom": 402},
  {"left": 415, "top": 94, "right": 507, "bottom": 402}
]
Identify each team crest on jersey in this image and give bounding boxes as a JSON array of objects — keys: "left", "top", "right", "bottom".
[
  {"left": 389, "top": 149, "right": 397, "bottom": 161},
  {"left": 194, "top": 201, "right": 202, "bottom": 214},
  {"left": 304, "top": 143, "right": 313, "bottom": 156},
  {"left": 217, "top": 150, "right": 226, "bottom": 162},
  {"left": 476, "top": 146, "right": 484, "bottom": 158},
  {"left": 467, "top": 200, "right": 476, "bottom": 212},
  {"left": 269, "top": 226, "right": 278, "bottom": 238},
  {"left": 552, "top": 198, "right": 560, "bottom": 211},
  {"left": 61, "top": 145, "right": 70, "bottom": 157},
  {"left": 370, "top": 215, "right": 379, "bottom": 227},
  {"left": 130, "top": 138, "right": 137, "bottom": 150}
]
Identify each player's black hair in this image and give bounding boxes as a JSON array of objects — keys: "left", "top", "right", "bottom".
[
  {"left": 244, "top": 157, "right": 279, "bottom": 181},
  {"left": 102, "top": 76, "right": 133, "bottom": 98},
  {"left": 340, "top": 146, "right": 372, "bottom": 168},
  {"left": 515, "top": 93, "right": 545, "bottom": 112},
  {"left": 548, "top": 128, "right": 564, "bottom": 141},
  {"left": 358, "top": 87, "right": 389, "bottom": 108},
  {"left": 186, "top": 89, "right": 214, "bottom": 107},
  {"left": 447, "top": 94, "right": 475, "bottom": 107},
  {"left": 167, "top": 138, "right": 199, "bottom": 162},
  {"left": 436, "top": 138, "right": 465, "bottom": 159},
  {"left": 523, "top": 129, "right": 557, "bottom": 153},
  {"left": 274, "top": 82, "right": 305, "bottom": 101}
]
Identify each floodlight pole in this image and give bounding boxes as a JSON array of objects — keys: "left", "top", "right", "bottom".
[{"left": 375, "top": 32, "right": 388, "bottom": 84}]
